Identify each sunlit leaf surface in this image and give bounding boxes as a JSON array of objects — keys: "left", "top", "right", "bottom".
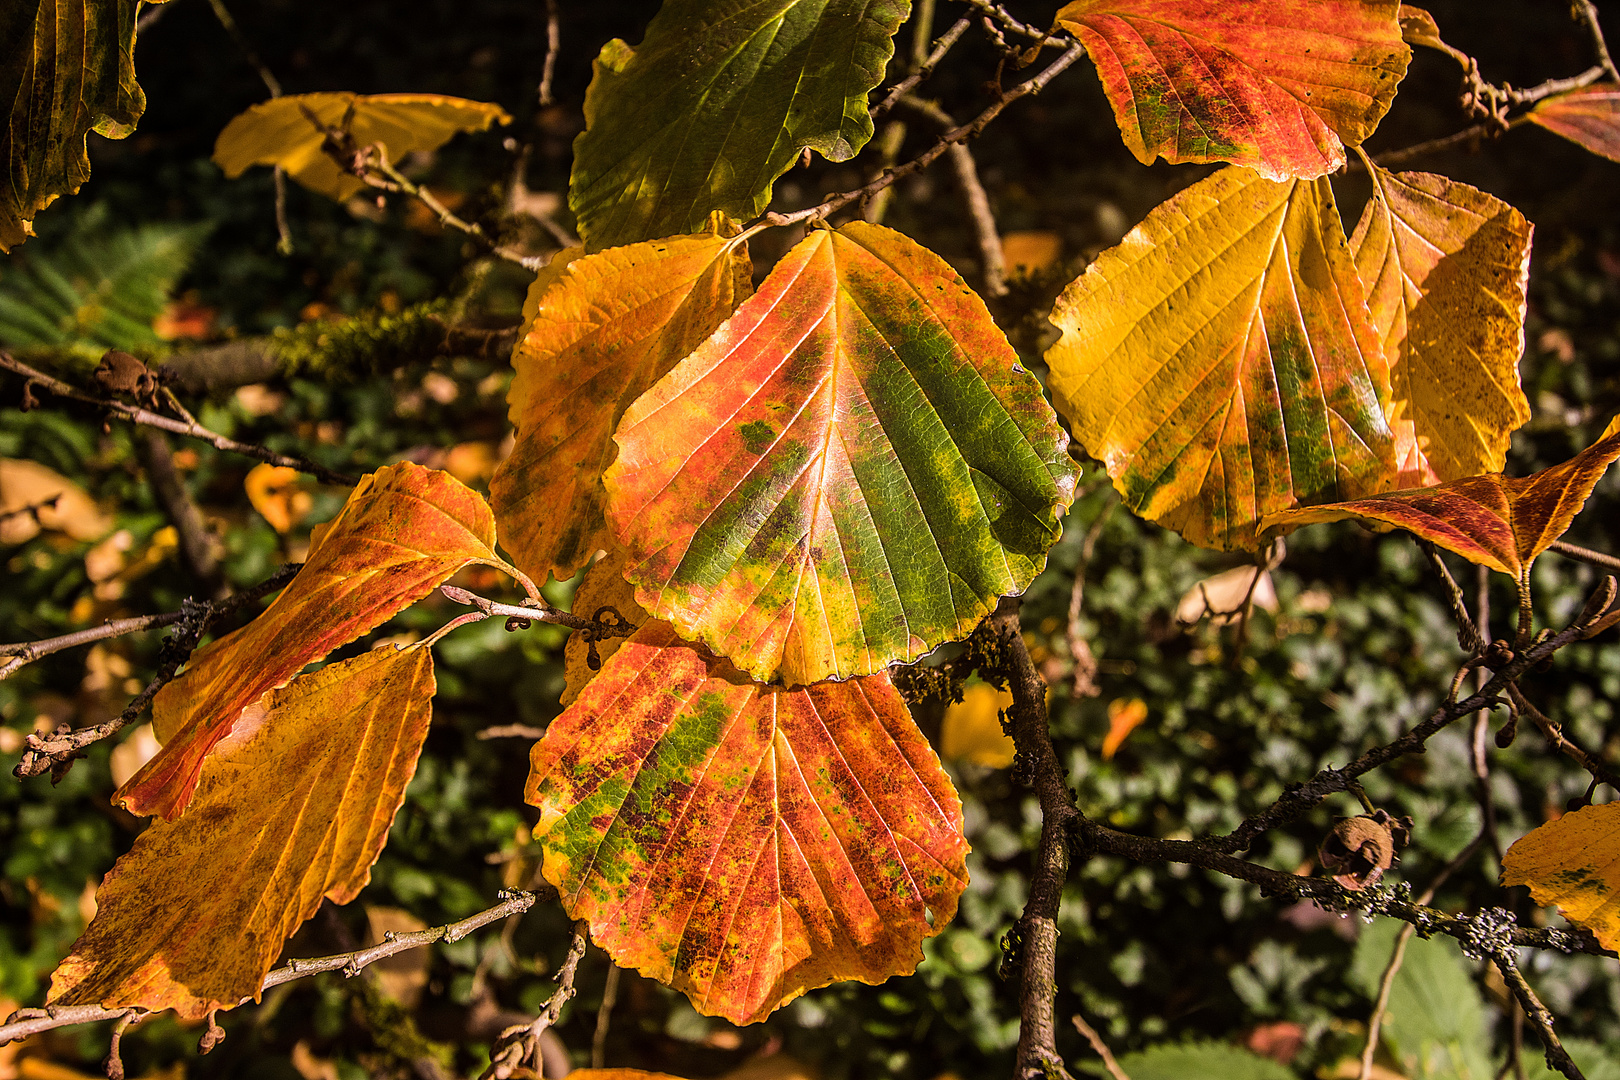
[
  {"left": 606, "top": 222, "right": 1076, "bottom": 685},
  {"left": 1262, "top": 415, "right": 1620, "bottom": 580},
  {"left": 1351, "top": 164, "right": 1532, "bottom": 485},
  {"left": 51, "top": 646, "right": 434, "bottom": 1018},
  {"left": 212, "top": 92, "right": 511, "bottom": 200},
  {"left": 1503, "top": 802, "right": 1620, "bottom": 952},
  {"left": 568, "top": 0, "right": 908, "bottom": 249},
  {"left": 118, "top": 463, "right": 509, "bottom": 819},
  {"left": 1527, "top": 88, "right": 1620, "bottom": 164},
  {"left": 1046, "top": 166, "right": 1394, "bottom": 552},
  {"left": 1055, "top": 0, "right": 1408, "bottom": 180},
  {"left": 1, "top": 0, "right": 161, "bottom": 250},
  {"left": 527, "top": 621, "right": 969, "bottom": 1024},
  {"left": 491, "top": 221, "right": 751, "bottom": 585}
]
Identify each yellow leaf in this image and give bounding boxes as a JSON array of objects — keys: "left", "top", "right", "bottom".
[
  {"left": 244, "top": 463, "right": 313, "bottom": 534},
  {"left": 1046, "top": 166, "right": 1394, "bottom": 552},
  {"left": 1351, "top": 164, "right": 1532, "bottom": 485},
  {"left": 0, "top": 459, "right": 112, "bottom": 544},
  {"left": 1502, "top": 801, "right": 1620, "bottom": 952},
  {"left": 212, "top": 93, "right": 511, "bottom": 201},
  {"left": 49, "top": 646, "right": 435, "bottom": 1019},
  {"left": 1101, "top": 698, "right": 1148, "bottom": 760},
  {"left": 940, "top": 682, "right": 1016, "bottom": 769}
]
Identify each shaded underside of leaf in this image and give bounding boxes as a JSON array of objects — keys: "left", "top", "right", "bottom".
[
  {"left": 50, "top": 646, "right": 435, "bottom": 1019},
  {"left": 1261, "top": 414, "right": 1620, "bottom": 577},
  {"left": 567, "top": 0, "right": 909, "bottom": 249},
  {"left": 605, "top": 221, "right": 1076, "bottom": 685},
  {"left": 1351, "top": 165, "right": 1532, "bottom": 485},
  {"left": 1, "top": 0, "right": 156, "bottom": 250},
  {"left": 212, "top": 92, "right": 511, "bottom": 200},
  {"left": 491, "top": 223, "right": 751, "bottom": 586},
  {"left": 1503, "top": 801, "right": 1620, "bottom": 953},
  {"left": 1055, "top": 0, "right": 1408, "bottom": 180},
  {"left": 561, "top": 552, "right": 649, "bottom": 707},
  {"left": 1397, "top": 4, "right": 1447, "bottom": 51},
  {"left": 117, "top": 462, "right": 506, "bottom": 820},
  {"left": 1045, "top": 166, "right": 1394, "bottom": 552},
  {"left": 526, "top": 621, "right": 968, "bottom": 1025},
  {"left": 1528, "top": 88, "right": 1620, "bottom": 164}
]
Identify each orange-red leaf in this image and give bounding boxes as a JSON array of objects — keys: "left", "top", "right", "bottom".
[
  {"left": 117, "top": 462, "right": 508, "bottom": 820},
  {"left": 1350, "top": 164, "right": 1532, "bottom": 485},
  {"left": 1502, "top": 802, "right": 1620, "bottom": 952},
  {"left": 1045, "top": 167, "right": 1394, "bottom": 552},
  {"left": 491, "top": 221, "right": 751, "bottom": 586},
  {"left": 526, "top": 621, "right": 969, "bottom": 1025},
  {"left": 1055, "top": 0, "right": 1409, "bottom": 180},
  {"left": 212, "top": 92, "right": 511, "bottom": 200},
  {"left": 50, "top": 645, "right": 434, "bottom": 1019},
  {"left": 605, "top": 222, "right": 1076, "bottom": 685},
  {"left": 1527, "top": 88, "right": 1620, "bottom": 164},
  {"left": 1262, "top": 414, "right": 1620, "bottom": 579}
]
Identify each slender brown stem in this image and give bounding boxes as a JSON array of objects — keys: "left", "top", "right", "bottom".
[
  {"left": 592, "top": 964, "right": 621, "bottom": 1068},
  {"left": 1508, "top": 684, "right": 1620, "bottom": 791},
  {"left": 1072, "top": 1014, "right": 1130, "bottom": 1080},
  {"left": 1499, "top": 959, "right": 1585, "bottom": 1080},
  {"left": 895, "top": 96, "right": 1007, "bottom": 296},
  {"left": 538, "top": 0, "right": 560, "bottom": 106},
  {"left": 364, "top": 153, "right": 543, "bottom": 271},
  {"left": 481, "top": 923, "right": 589, "bottom": 1080},
  {"left": 871, "top": 16, "right": 971, "bottom": 120},
  {"left": 1549, "top": 539, "right": 1620, "bottom": 574},
  {"left": 142, "top": 430, "right": 226, "bottom": 594},
  {"left": 1574, "top": 0, "right": 1619, "bottom": 83},
  {"left": 0, "top": 890, "right": 539, "bottom": 1047},
  {"left": 1, "top": 353, "right": 359, "bottom": 485}
]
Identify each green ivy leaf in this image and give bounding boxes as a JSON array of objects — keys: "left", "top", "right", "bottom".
[{"left": 568, "top": 0, "right": 909, "bottom": 250}]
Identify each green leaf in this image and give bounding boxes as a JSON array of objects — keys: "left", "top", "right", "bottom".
[
  {"left": 0, "top": 0, "right": 160, "bottom": 251},
  {"left": 568, "top": 0, "right": 910, "bottom": 250},
  {"left": 1089, "top": 1041, "right": 1294, "bottom": 1080},
  {"left": 1350, "top": 918, "right": 1493, "bottom": 1080},
  {"left": 604, "top": 221, "right": 1077, "bottom": 686},
  {"left": 0, "top": 205, "right": 207, "bottom": 361}
]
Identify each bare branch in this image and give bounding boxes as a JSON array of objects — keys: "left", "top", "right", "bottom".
[
  {"left": 871, "top": 16, "right": 972, "bottom": 121},
  {"left": 1, "top": 353, "right": 359, "bottom": 486},
  {"left": 482, "top": 922, "right": 589, "bottom": 1079},
  {"left": 1573, "top": 0, "right": 1619, "bottom": 83},
  {"left": 592, "top": 964, "right": 621, "bottom": 1069},
  {"left": 1549, "top": 539, "right": 1620, "bottom": 575},
  {"left": 894, "top": 96, "right": 1007, "bottom": 295},
  {"left": 538, "top": 0, "right": 561, "bottom": 107},
  {"left": 1508, "top": 683, "right": 1620, "bottom": 791},
  {"left": 356, "top": 148, "right": 543, "bottom": 272},
  {"left": 437, "top": 585, "right": 638, "bottom": 640},
  {"left": 1499, "top": 954, "right": 1586, "bottom": 1080},
  {"left": 1072, "top": 1014, "right": 1131, "bottom": 1080},
  {"left": 0, "top": 890, "right": 540, "bottom": 1047}
]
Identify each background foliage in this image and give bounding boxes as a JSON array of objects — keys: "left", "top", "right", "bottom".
[{"left": 1, "top": 0, "right": 1618, "bottom": 1077}]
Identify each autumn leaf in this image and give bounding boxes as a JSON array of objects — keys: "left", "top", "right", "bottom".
[
  {"left": 527, "top": 620, "right": 969, "bottom": 1024},
  {"left": 1261, "top": 414, "right": 1620, "bottom": 582},
  {"left": 212, "top": 92, "right": 511, "bottom": 200},
  {"left": 1351, "top": 163, "right": 1532, "bottom": 485},
  {"left": 1045, "top": 167, "right": 1394, "bottom": 552},
  {"left": 244, "top": 463, "right": 313, "bottom": 534},
  {"left": 117, "top": 462, "right": 513, "bottom": 820},
  {"left": 1397, "top": 5, "right": 1446, "bottom": 51},
  {"left": 605, "top": 221, "right": 1077, "bottom": 686},
  {"left": 568, "top": 0, "right": 908, "bottom": 249},
  {"left": 0, "top": 0, "right": 162, "bottom": 251},
  {"left": 1502, "top": 802, "right": 1620, "bottom": 952},
  {"left": 0, "top": 458, "right": 112, "bottom": 544},
  {"left": 50, "top": 645, "right": 435, "bottom": 1019},
  {"left": 491, "top": 219, "right": 751, "bottom": 586},
  {"left": 940, "top": 682, "right": 1016, "bottom": 769},
  {"left": 1101, "top": 698, "right": 1148, "bottom": 760},
  {"left": 1054, "top": 0, "right": 1409, "bottom": 180},
  {"left": 1526, "top": 88, "right": 1620, "bottom": 164}
]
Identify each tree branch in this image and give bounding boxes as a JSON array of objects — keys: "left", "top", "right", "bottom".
[
  {"left": 871, "top": 16, "right": 972, "bottom": 121},
  {"left": 481, "top": 922, "right": 589, "bottom": 1080},
  {"left": 0, "top": 890, "right": 540, "bottom": 1047},
  {"left": 1, "top": 353, "right": 359, "bottom": 486},
  {"left": 1549, "top": 539, "right": 1620, "bottom": 575}
]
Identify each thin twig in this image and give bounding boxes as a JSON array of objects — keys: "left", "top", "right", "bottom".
[
  {"left": 1549, "top": 539, "right": 1620, "bottom": 575},
  {"left": 1418, "top": 540, "right": 1484, "bottom": 653},
  {"left": 1574, "top": 0, "right": 1619, "bottom": 83},
  {"left": 991, "top": 603, "right": 1077, "bottom": 1080},
  {"left": 482, "top": 923, "right": 589, "bottom": 1080},
  {"left": 957, "top": 0, "right": 1045, "bottom": 42},
  {"left": 895, "top": 96, "right": 1007, "bottom": 296},
  {"left": 754, "top": 41, "right": 1085, "bottom": 232},
  {"left": 11, "top": 564, "right": 302, "bottom": 777},
  {"left": 142, "top": 430, "right": 226, "bottom": 594},
  {"left": 359, "top": 149, "right": 543, "bottom": 271},
  {"left": 1, "top": 354, "right": 359, "bottom": 486},
  {"left": 539, "top": 0, "right": 561, "bottom": 107},
  {"left": 476, "top": 723, "right": 548, "bottom": 740},
  {"left": 1499, "top": 957, "right": 1586, "bottom": 1080},
  {"left": 0, "top": 891, "right": 539, "bottom": 1046},
  {"left": 592, "top": 964, "right": 621, "bottom": 1069},
  {"left": 871, "top": 16, "right": 972, "bottom": 120},
  {"left": 438, "top": 585, "right": 638, "bottom": 639},
  {"left": 204, "top": 0, "right": 281, "bottom": 96},
  {"left": 1072, "top": 1014, "right": 1131, "bottom": 1080},
  {"left": 1508, "top": 684, "right": 1620, "bottom": 792}
]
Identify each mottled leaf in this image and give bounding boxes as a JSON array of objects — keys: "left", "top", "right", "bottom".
[
  {"left": 1351, "top": 163, "right": 1532, "bottom": 485},
  {"left": 606, "top": 221, "right": 1076, "bottom": 685},
  {"left": 526, "top": 621, "right": 968, "bottom": 1024},
  {"left": 1503, "top": 802, "right": 1620, "bottom": 952},
  {"left": 118, "top": 462, "right": 511, "bottom": 820},
  {"left": 1262, "top": 414, "right": 1620, "bottom": 580},
  {"left": 50, "top": 645, "right": 434, "bottom": 1019},
  {"left": 491, "top": 220, "right": 751, "bottom": 585},
  {"left": 1, "top": 0, "right": 161, "bottom": 250},
  {"left": 1045, "top": 166, "right": 1394, "bottom": 552},
  {"left": 213, "top": 92, "right": 511, "bottom": 200},
  {"left": 1527, "top": 88, "right": 1620, "bottom": 164},
  {"left": 568, "top": 0, "right": 908, "bottom": 249},
  {"left": 1054, "top": 0, "right": 1409, "bottom": 180}
]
